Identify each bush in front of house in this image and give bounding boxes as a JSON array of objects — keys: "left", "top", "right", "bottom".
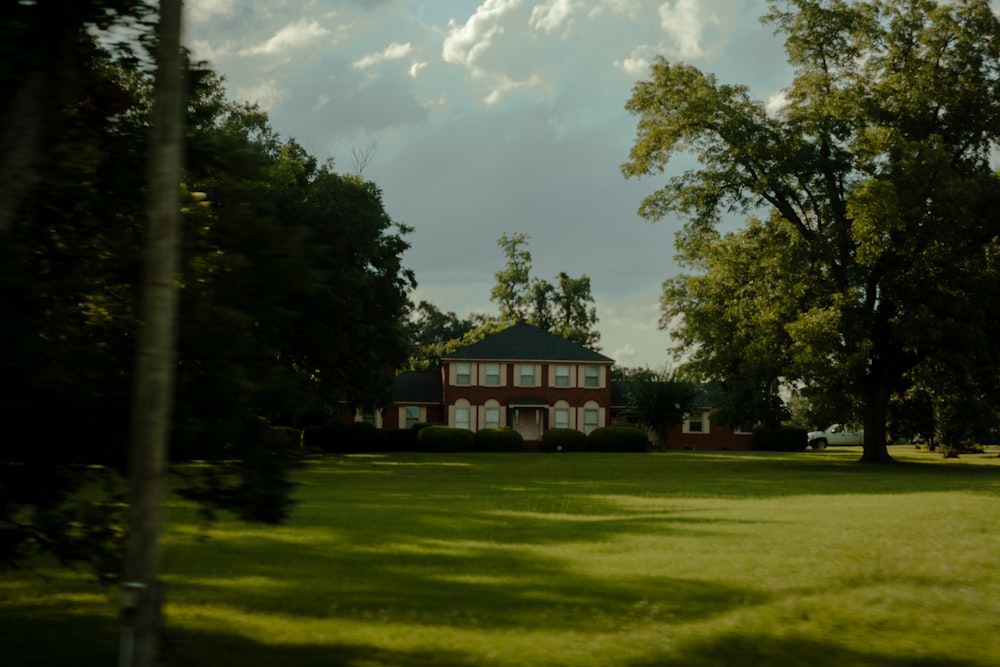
[
  {"left": 381, "top": 428, "right": 420, "bottom": 452},
  {"left": 417, "top": 425, "right": 476, "bottom": 452},
  {"left": 752, "top": 426, "right": 809, "bottom": 451},
  {"left": 302, "top": 420, "right": 343, "bottom": 453},
  {"left": 588, "top": 425, "right": 650, "bottom": 452},
  {"left": 475, "top": 428, "right": 524, "bottom": 452},
  {"left": 541, "top": 428, "right": 589, "bottom": 452}
]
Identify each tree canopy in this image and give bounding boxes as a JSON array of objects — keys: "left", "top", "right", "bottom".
[
  {"left": 1, "top": 37, "right": 415, "bottom": 572},
  {"left": 623, "top": 0, "right": 1000, "bottom": 462}
]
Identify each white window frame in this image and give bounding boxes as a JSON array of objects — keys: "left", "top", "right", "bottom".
[
  {"left": 583, "top": 408, "right": 599, "bottom": 435},
  {"left": 554, "top": 364, "right": 570, "bottom": 387},
  {"left": 519, "top": 364, "right": 535, "bottom": 387},
  {"left": 584, "top": 365, "right": 599, "bottom": 388},
  {"left": 404, "top": 406, "right": 420, "bottom": 428},
  {"left": 455, "top": 406, "right": 471, "bottom": 430},
  {"left": 683, "top": 410, "right": 709, "bottom": 434},
  {"left": 484, "top": 406, "right": 501, "bottom": 429},
  {"left": 554, "top": 408, "right": 570, "bottom": 429},
  {"left": 485, "top": 363, "right": 501, "bottom": 386},
  {"left": 455, "top": 362, "right": 471, "bottom": 386}
]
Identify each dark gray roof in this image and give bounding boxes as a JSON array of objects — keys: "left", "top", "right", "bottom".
[
  {"left": 392, "top": 370, "right": 443, "bottom": 403},
  {"left": 442, "top": 323, "right": 613, "bottom": 363}
]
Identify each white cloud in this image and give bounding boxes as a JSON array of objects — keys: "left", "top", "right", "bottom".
[
  {"left": 232, "top": 79, "right": 286, "bottom": 110},
  {"left": 612, "top": 343, "right": 638, "bottom": 363},
  {"left": 409, "top": 61, "right": 429, "bottom": 78},
  {"left": 766, "top": 89, "right": 790, "bottom": 116},
  {"left": 352, "top": 41, "right": 414, "bottom": 69},
  {"left": 530, "top": 0, "right": 579, "bottom": 34},
  {"left": 186, "top": 0, "right": 236, "bottom": 24},
  {"left": 658, "top": 0, "right": 721, "bottom": 60},
  {"left": 615, "top": 45, "right": 656, "bottom": 78},
  {"left": 239, "top": 18, "right": 331, "bottom": 56},
  {"left": 441, "top": 0, "right": 522, "bottom": 69}
]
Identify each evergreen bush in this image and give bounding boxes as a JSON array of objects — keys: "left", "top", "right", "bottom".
[
  {"left": 417, "top": 425, "right": 475, "bottom": 452},
  {"left": 475, "top": 428, "right": 524, "bottom": 452},
  {"left": 541, "top": 428, "right": 589, "bottom": 452},
  {"left": 588, "top": 425, "right": 649, "bottom": 452}
]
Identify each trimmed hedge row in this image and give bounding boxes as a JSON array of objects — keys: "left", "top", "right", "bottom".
[
  {"left": 541, "top": 428, "right": 589, "bottom": 452},
  {"left": 303, "top": 421, "right": 653, "bottom": 453},
  {"left": 587, "top": 425, "right": 650, "bottom": 452},
  {"left": 752, "top": 426, "right": 809, "bottom": 451}
]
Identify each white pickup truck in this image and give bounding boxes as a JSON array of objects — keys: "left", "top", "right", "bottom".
[{"left": 807, "top": 424, "right": 864, "bottom": 449}]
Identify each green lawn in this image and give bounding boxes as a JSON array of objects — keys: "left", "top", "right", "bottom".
[{"left": 2, "top": 448, "right": 999, "bottom": 666}]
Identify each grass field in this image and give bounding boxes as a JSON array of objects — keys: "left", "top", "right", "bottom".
[{"left": 2, "top": 447, "right": 999, "bottom": 666}]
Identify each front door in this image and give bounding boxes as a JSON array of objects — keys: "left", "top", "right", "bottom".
[{"left": 512, "top": 407, "right": 543, "bottom": 441}]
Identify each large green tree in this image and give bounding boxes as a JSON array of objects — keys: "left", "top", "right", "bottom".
[
  {"left": 623, "top": 0, "right": 1000, "bottom": 463},
  {"left": 490, "top": 232, "right": 600, "bottom": 348},
  {"left": 0, "top": 38, "right": 415, "bottom": 575}
]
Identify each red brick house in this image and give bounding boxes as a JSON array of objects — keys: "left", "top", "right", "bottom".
[{"left": 370, "top": 323, "right": 752, "bottom": 450}]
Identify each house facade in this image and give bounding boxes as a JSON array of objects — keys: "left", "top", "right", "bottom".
[
  {"left": 439, "top": 323, "right": 615, "bottom": 443},
  {"left": 369, "top": 323, "right": 752, "bottom": 450}
]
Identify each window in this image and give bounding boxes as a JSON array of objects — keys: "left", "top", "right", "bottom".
[
  {"left": 361, "top": 410, "right": 376, "bottom": 426},
  {"left": 485, "top": 363, "right": 501, "bottom": 386},
  {"left": 554, "top": 408, "right": 570, "bottom": 429},
  {"left": 519, "top": 364, "right": 535, "bottom": 386},
  {"left": 583, "top": 409, "right": 599, "bottom": 435},
  {"left": 485, "top": 407, "right": 500, "bottom": 429},
  {"left": 404, "top": 406, "right": 420, "bottom": 429},
  {"left": 455, "top": 406, "right": 470, "bottom": 430},
  {"left": 684, "top": 410, "right": 709, "bottom": 434},
  {"left": 554, "top": 364, "right": 570, "bottom": 387},
  {"left": 455, "top": 362, "right": 471, "bottom": 385},
  {"left": 584, "top": 365, "right": 599, "bottom": 388}
]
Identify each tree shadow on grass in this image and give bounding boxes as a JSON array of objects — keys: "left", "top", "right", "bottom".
[
  {"left": 628, "top": 633, "right": 988, "bottom": 667},
  {"left": 165, "top": 625, "right": 480, "bottom": 667}
]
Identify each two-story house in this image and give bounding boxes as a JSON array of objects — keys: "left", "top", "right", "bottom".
[
  {"left": 368, "top": 323, "right": 752, "bottom": 450},
  {"left": 439, "top": 323, "right": 615, "bottom": 442},
  {"left": 377, "top": 323, "right": 613, "bottom": 442}
]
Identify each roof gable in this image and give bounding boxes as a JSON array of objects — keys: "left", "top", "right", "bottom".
[
  {"left": 442, "top": 323, "right": 613, "bottom": 363},
  {"left": 392, "top": 370, "right": 443, "bottom": 403}
]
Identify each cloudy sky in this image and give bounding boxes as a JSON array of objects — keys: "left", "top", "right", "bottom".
[{"left": 183, "top": 0, "right": 799, "bottom": 367}]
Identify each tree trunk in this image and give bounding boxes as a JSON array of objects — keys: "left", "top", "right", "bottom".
[
  {"left": 120, "top": 2, "right": 184, "bottom": 666},
  {"left": 0, "top": 72, "right": 45, "bottom": 234},
  {"left": 859, "top": 377, "right": 895, "bottom": 464}
]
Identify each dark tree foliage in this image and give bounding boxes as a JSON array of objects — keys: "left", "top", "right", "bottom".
[
  {"left": 0, "top": 49, "right": 414, "bottom": 573},
  {"left": 624, "top": 0, "right": 1000, "bottom": 462},
  {"left": 625, "top": 369, "right": 698, "bottom": 448}
]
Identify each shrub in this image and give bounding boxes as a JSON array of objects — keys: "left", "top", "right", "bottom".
[
  {"left": 475, "top": 428, "right": 524, "bottom": 452},
  {"left": 541, "top": 428, "right": 589, "bottom": 452},
  {"left": 381, "top": 428, "right": 420, "bottom": 452},
  {"left": 753, "top": 426, "right": 809, "bottom": 451},
  {"left": 417, "top": 425, "right": 475, "bottom": 452},
  {"left": 588, "top": 425, "right": 649, "bottom": 452}
]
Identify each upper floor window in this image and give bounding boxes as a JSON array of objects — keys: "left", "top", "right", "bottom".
[
  {"left": 584, "top": 365, "right": 600, "bottom": 388},
  {"left": 554, "top": 364, "right": 570, "bottom": 387},
  {"left": 485, "top": 363, "right": 501, "bottom": 386},
  {"left": 519, "top": 364, "right": 535, "bottom": 386},
  {"left": 455, "top": 362, "right": 471, "bottom": 386},
  {"left": 404, "top": 406, "right": 420, "bottom": 429}
]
